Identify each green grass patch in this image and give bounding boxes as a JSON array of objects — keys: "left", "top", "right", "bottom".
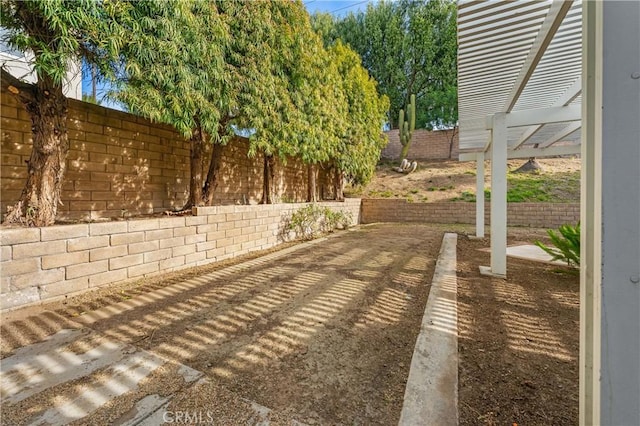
[
  {"left": 452, "top": 189, "right": 490, "bottom": 202},
  {"left": 506, "top": 171, "right": 579, "bottom": 202},
  {"left": 369, "top": 190, "right": 394, "bottom": 198}
]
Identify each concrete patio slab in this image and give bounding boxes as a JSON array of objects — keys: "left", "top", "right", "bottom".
[
  {"left": 479, "top": 243, "right": 567, "bottom": 266},
  {"left": 505, "top": 244, "right": 566, "bottom": 266}
]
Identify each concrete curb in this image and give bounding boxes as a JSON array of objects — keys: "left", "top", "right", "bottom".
[{"left": 399, "top": 232, "right": 458, "bottom": 426}]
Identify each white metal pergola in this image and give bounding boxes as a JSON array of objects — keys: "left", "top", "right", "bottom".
[
  {"left": 457, "top": 0, "right": 583, "bottom": 277},
  {"left": 457, "top": 1, "right": 639, "bottom": 424}
]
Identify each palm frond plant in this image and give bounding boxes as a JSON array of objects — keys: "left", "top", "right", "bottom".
[{"left": 535, "top": 222, "right": 580, "bottom": 267}]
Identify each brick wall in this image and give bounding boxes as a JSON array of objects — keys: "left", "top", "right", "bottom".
[
  {"left": 0, "top": 199, "right": 361, "bottom": 311},
  {"left": 361, "top": 199, "right": 580, "bottom": 228},
  {"left": 1, "top": 90, "right": 334, "bottom": 221},
  {"left": 381, "top": 128, "right": 459, "bottom": 160}
]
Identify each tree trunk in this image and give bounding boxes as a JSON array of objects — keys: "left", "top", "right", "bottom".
[
  {"left": 261, "top": 153, "right": 275, "bottom": 204},
  {"left": 334, "top": 166, "right": 344, "bottom": 202},
  {"left": 202, "top": 143, "right": 225, "bottom": 206},
  {"left": 307, "top": 164, "right": 317, "bottom": 203},
  {"left": 448, "top": 126, "right": 458, "bottom": 159},
  {"left": 91, "top": 63, "right": 97, "bottom": 103},
  {"left": 2, "top": 72, "right": 68, "bottom": 227},
  {"left": 183, "top": 123, "right": 205, "bottom": 210}
]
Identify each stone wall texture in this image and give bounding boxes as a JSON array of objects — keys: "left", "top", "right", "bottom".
[
  {"left": 361, "top": 199, "right": 580, "bottom": 228},
  {"left": 0, "top": 200, "right": 361, "bottom": 311},
  {"left": 1, "top": 90, "right": 335, "bottom": 221},
  {"left": 380, "top": 128, "right": 459, "bottom": 160}
]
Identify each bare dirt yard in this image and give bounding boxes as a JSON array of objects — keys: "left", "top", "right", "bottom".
[
  {"left": 1, "top": 224, "right": 449, "bottom": 425},
  {"left": 457, "top": 229, "right": 580, "bottom": 425},
  {"left": 347, "top": 157, "right": 581, "bottom": 203}
]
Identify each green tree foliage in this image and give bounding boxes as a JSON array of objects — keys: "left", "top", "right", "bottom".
[
  {"left": 113, "top": 0, "right": 229, "bottom": 209},
  {"left": 313, "top": 0, "right": 458, "bottom": 129},
  {"left": 234, "top": 2, "right": 347, "bottom": 203},
  {"left": 329, "top": 41, "right": 389, "bottom": 197},
  {"left": 310, "top": 12, "right": 338, "bottom": 47},
  {"left": 229, "top": 1, "right": 341, "bottom": 161},
  {"left": 0, "top": 0, "right": 130, "bottom": 226},
  {"left": 116, "top": 0, "right": 348, "bottom": 206}
]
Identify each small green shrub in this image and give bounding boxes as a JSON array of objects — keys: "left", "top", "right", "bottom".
[
  {"left": 452, "top": 189, "right": 490, "bottom": 202},
  {"left": 369, "top": 190, "right": 394, "bottom": 198},
  {"left": 535, "top": 222, "right": 580, "bottom": 267},
  {"left": 287, "top": 204, "right": 353, "bottom": 240}
]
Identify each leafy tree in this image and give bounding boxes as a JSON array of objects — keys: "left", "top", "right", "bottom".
[
  {"left": 317, "top": 0, "right": 458, "bottom": 130},
  {"left": 116, "top": 0, "right": 342, "bottom": 206},
  {"left": 114, "top": 0, "right": 229, "bottom": 210},
  {"left": 0, "top": 0, "right": 130, "bottom": 226},
  {"left": 225, "top": 1, "right": 345, "bottom": 204},
  {"left": 291, "top": 17, "right": 346, "bottom": 202},
  {"left": 238, "top": 1, "right": 345, "bottom": 202},
  {"left": 220, "top": 0, "right": 313, "bottom": 204},
  {"left": 310, "top": 12, "right": 338, "bottom": 47},
  {"left": 329, "top": 41, "right": 389, "bottom": 199}
]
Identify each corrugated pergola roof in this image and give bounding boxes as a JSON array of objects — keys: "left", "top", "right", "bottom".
[{"left": 457, "top": 0, "right": 583, "bottom": 159}]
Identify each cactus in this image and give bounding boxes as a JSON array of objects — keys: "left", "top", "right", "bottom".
[{"left": 399, "top": 94, "right": 416, "bottom": 161}]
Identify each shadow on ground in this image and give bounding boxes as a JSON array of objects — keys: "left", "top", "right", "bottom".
[{"left": 1, "top": 223, "right": 444, "bottom": 425}]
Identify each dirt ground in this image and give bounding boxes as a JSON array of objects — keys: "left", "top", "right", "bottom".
[
  {"left": 1, "top": 223, "right": 581, "bottom": 424},
  {"left": 348, "top": 158, "right": 581, "bottom": 203},
  {"left": 456, "top": 229, "right": 580, "bottom": 425},
  {"left": 1, "top": 224, "right": 447, "bottom": 425}
]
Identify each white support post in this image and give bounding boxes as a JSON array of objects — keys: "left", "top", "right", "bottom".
[
  {"left": 580, "top": 1, "right": 602, "bottom": 424},
  {"left": 480, "top": 113, "right": 508, "bottom": 278},
  {"left": 581, "top": 2, "right": 640, "bottom": 424},
  {"left": 475, "top": 152, "right": 485, "bottom": 238},
  {"left": 490, "top": 113, "right": 508, "bottom": 277}
]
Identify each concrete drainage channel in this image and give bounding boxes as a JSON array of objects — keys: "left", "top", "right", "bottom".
[{"left": 399, "top": 233, "right": 458, "bottom": 426}]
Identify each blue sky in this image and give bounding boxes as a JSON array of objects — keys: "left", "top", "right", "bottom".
[
  {"left": 82, "top": 1, "right": 378, "bottom": 109},
  {"left": 304, "top": 0, "right": 376, "bottom": 17}
]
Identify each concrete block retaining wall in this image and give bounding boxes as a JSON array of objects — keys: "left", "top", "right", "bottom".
[
  {"left": 0, "top": 199, "right": 360, "bottom": 311},
  {"left": 361, "top": 199, "right": 580, "bottom": 228}
]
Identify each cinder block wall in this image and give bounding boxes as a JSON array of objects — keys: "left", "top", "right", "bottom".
[
  {"left": 0, "top": 199, "right": 361, "bottom": 311},
  {"left": 1, "top": 92, "right": 191, "bottom": 219},
  {"left": 361, "top": 199, "right": 580, "bottom": 228},
  {"left": 381, "top": 129, "right": 459, "bottom": 160},
  {"left": 1, "top": 89, "right": 334, "bottom": 221}
]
